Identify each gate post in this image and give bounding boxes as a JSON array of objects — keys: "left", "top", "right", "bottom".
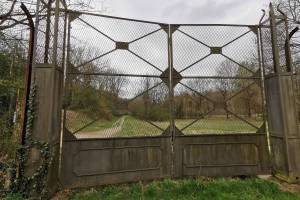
[
  {"left": 26, "top": 64, "right": 63, "bottom": 194},
  {"left": 264, "top": 4, "right": 300, "bottom": 181},
  {"left": 25, "top": 0, "right": 63, "bottom": 194}
]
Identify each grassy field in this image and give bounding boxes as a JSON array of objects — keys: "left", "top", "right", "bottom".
[
  {"left": 176, "top": 118, "right": 263, "bottom": 134},
  {"left": 115, "top": 116, "right": 167, "bottom": 136},
  {"left": 80, "top": 117, "right": 119, "bottom": 132},
  {"left": 67, "top": 112, "right": 264, "bottom": 137},
  {"left": 52, "top": 178, "right": 300, "bottom": 199},
  {"left": 116, "top": 116, "right": 263, "bottom": 136},
  {"left": 66, "top": 111, "right": 119, "bottom": 133}
]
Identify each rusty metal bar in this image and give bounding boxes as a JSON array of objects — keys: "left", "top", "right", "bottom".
[{"left": 19, "top": 3, "right": 35, "bottom": 146}]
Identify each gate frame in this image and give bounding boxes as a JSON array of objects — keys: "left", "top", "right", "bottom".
[
  {"left": 60, "top": 9, "right": 271, "bottom": 188},
  {"left": 27, "top": 1, "right": 300, "bottom": 192}
]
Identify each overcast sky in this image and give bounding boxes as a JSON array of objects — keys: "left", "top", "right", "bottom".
[{"left": 102, "top": 0, "right": 270, "bottom": 24}]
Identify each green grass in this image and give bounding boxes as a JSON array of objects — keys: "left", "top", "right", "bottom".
[
  {"left": 1, "top": 193, "right": 24, "bottom": 200},
  {"left": 116, "top": 116, "right": 263, "bottom": 137},
  {"left": 66, "top": 111, "right": 264, "bottom": 136},
  {"left": 66, "top": 178, "right": 300, "bottom": 200},
  {"left": 175, "top": 118, "right": 263, "bottom": 134},
  {"left": 116, "top": 116, "right": 168, "bottom": 137},
  {"left": 66, "top": 110, "right": 119, "bottom": 133},
  {"left": 80, "top": 117, "right": 119, "bottom": 132}
]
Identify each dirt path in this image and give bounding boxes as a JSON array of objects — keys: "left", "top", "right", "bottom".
[{"left": 75, "top": 116, "right": 125, "bottom": 139}]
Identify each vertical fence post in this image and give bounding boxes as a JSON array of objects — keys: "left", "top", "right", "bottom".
[
  {"left": 25, "top": 0, "right": 64, "bottom": 195},
  {"left": 17, "top": 3, "right": 35, "bottom": 181},
  {"left": 52, "top": 0, "right": 60, "bottom": 65},
  {"left": 264, "top": 3, "right": 300, "bottom": 182}
]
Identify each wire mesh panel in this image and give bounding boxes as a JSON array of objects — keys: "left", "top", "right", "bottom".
[
  {"left": 35, "top": 1, "right": 66, "bottom": 65},
  {"left": 172, "top": 25, "right": 264, "bottom": 135},
  {"left": 63, "top": 11, "right": 267, "bottom": 138},
  {"left": 260, "top": 19, "right": 274, "bottom": 75},
  {"left": 64, "top": 11, "right": 170, "bottom": 138}
]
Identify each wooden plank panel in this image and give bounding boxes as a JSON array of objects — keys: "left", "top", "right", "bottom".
[
  {"left": 174, "top": 134, "right": 270, "bottom": 177},
  {"left": 61, "top": 135, "right": 172, "bottom": 188}
]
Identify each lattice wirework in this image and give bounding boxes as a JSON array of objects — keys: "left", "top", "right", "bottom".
[
  {"left": 173, "top": 25, "right": 264, "bottom": 135},
  {"left": 174, "top": 78, "right": 263, "bottom": 135},
  {"left": 64, "top": 11, "right": 266, "bottom": 138},
  {"left": 35, "top": 1, "right": 66, "bottom": 66},
  {"left": 65, "top": 12, "right": 170, "bottom": 138},
  {"left": 275, "top": 19, "right": 288, "bottom": 72},
  {"left": 65, "top": 74, "right": 170, "bottom": 138},
  {"left": 260, "top": 19, "right": 274, "bottom": 75}
]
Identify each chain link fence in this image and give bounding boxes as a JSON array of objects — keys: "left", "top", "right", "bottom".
[
  {"left": 173, "top": 25, "right": 264, "bottom": 135},
  {"left": 63, "top": 11, "right": 266, "bottom": 138},
  {"left": 64, "top": 11, "right": 170, "bottom": 138}
]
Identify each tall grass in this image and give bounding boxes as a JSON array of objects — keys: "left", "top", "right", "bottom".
[{"left": 68, "top": 178, "right": 300, "bottom": 200}]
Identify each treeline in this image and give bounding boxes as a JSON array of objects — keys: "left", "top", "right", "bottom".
[
  {"left": 129, "top": 60, "right": 262, "bottom": 121},
  {"left": 66, "top": 46, "right": 128, "bottom": 120},
  {"left": 67, "top": 46, "right": 262, "bottom": 122},
  {"left": 0, "top": 45, "right": 26, "bottom": 159}
]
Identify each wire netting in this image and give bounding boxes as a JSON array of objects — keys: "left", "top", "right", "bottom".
[
  {"left": 63, "top": 11, "right": 266, "bottom": 138},
  {"left": 173, "top": 25, "right": 264, "bottom": 135},
  {"left": 64, "top": 12, "right": 170, "bottom": 138}
]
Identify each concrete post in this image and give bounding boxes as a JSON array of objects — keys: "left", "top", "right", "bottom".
[
  {"left": 265, "top": 74, "right": 300, "bottom": 181},
  {"left": 265, "top": 4, "right": 300, "bottom": 182},
  {"left": 27, "top": 63, "right": 63, "bottom": 194}
]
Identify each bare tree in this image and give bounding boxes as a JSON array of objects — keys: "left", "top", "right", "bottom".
[
  {"left": 215, "top": 60, "right": 237, "bottom": 119},
  {"left": 234, "top": 62, "right": 259, "bottom": 118},
  {"left": 272, "top": 0, "right": 300, "bottom": 67},
  {"left": 186, "top": 79, "right": 209, "bottom": 114},
  {"left": 102, "top": 69, "right": 128, "bottom": 97}
]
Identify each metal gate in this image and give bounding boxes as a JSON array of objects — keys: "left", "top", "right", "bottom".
[{"left": 61, "top": 10, "right": 270, "bottom": 188}]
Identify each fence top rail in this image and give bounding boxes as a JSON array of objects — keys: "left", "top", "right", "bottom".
[{"left": 57, "top": 8, "right": 267, "bottom": 28}]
